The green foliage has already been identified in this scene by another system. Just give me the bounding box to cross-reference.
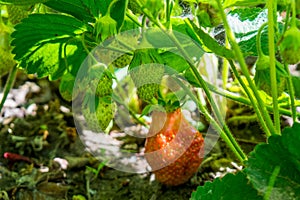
[191,172,262,200]
[2,0,299,198]
[223,0,266,8]
[292,76,300,98]
[245,123,300,199]
[186,20,234,59]
[160,51,189,73]
[44,0,100,22]
[0,0,48,5]
[227,8,270,56]
[11,14,91,79]
[109,0,128,30]
[191,123,300,199]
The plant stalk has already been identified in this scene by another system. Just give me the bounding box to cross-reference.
[283,63,297,123]
[222,38,230,89]
[228,60,271,137]
[175,77,246,162]
[267,0,281,135]
[215,0,277,136]
[204,79,299,118]
[0,64,18,112]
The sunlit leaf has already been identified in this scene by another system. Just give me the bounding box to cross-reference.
[44,0,98,22]
[186,20,234,59]
[11,14,91,79]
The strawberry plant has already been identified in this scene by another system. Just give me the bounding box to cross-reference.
[0,0,299,199]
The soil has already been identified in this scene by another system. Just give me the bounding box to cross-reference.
[0,72,265,200]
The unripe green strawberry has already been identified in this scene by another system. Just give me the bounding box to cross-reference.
[94,42,132,69]
[82,95,115,132]
[279,26,300,64]
[108,40,133,68]
[85,64,113,97]
[111,53,132,68]
[254,55,287,96]
[145,109,204,186]
[96,97,116,131]
[94,14,118,42]
[254,22,287,96]
[129,49,164,101]
[0,47,16,76]
[6,5,31,25]
[96,70,113,97]
[59,73,76,102]
[255,54,270,71]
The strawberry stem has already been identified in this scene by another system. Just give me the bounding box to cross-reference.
[203,79,299,118]
[126,11,142,27]
[256,22,268,58]
[290,0,297,28]
[165,0,173,30]
[228,60,271,137]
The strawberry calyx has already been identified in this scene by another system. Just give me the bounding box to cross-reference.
[81,92,115,132]
[94,14,118,43]
[254,22,287,96]
[93,0,121,43]
[96,70,113,97]
[279,26,300,64]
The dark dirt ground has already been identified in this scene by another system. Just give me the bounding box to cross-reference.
[0,71,266,200]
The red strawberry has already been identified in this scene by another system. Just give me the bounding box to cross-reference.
[145,108,204,186]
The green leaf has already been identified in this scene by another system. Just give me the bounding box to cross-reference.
[97,0,113,16]
[223,0,265,9]
[161,51,189,73]
[110,0,128,31]
[11,14,91,58]
[223,0,288,8]
[11,14,91,79]
[227,8,283,56]
[0,0,49,5]
[146,18,196,49]
[184,68,199,88]
[140,104,152,117]
[186,20,234,59]
[292,76,300,98]
[191,172,262,200]
[245,123,300,199]
[44,0,100,22]
[145,26,204,62]
[145,28,176,48]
